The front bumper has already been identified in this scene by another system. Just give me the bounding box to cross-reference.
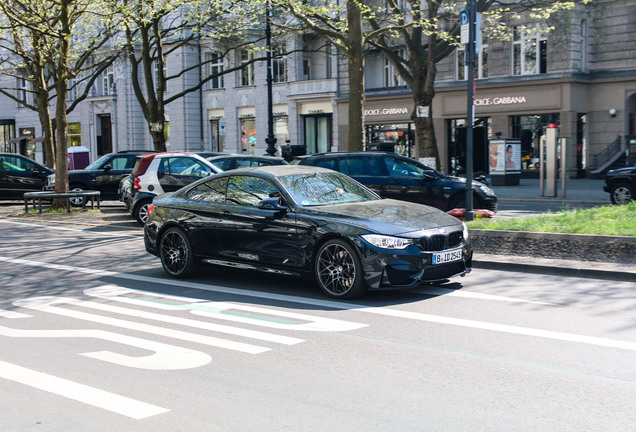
[359,242,473,290]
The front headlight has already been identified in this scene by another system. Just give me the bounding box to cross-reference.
[361,234,414,250]
[478,184,493,195]
[47,174,55,185]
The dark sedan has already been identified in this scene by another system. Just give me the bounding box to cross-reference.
[297,152,497,212]
[46,150,154,204]
[144,165,472,299]
[0,153,53,199]
[603,166,635,204]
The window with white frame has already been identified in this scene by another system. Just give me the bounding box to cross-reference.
[153,60,168,92]
[384,0,405,13]
[17,77,28,107]
[239,49,254,86]
[206,51,224,89]
[67,78,79,101]
[512,25,547,75]
[102,66,115,95]
[456,35,488,80]
[272,44,287,83]
[384,49,406,87]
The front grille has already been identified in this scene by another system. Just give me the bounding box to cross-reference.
[421,261,467,281]
[419,231,463,251]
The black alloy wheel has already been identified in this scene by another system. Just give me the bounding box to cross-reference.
[610,182,634,205]
[159,227,196,278]
[315,239,366,299]
[134,199,152,226]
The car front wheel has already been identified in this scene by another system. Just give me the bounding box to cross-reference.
[314,239,367,299]
[609,182,634,205]
[69,185,86,207]
[134,199,152,225]
[159,227,196,278]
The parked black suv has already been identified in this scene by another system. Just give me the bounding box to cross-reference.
[46,150,155,204]
[604,166,635,204]
[297,152,497,211]
[0,153,54,199]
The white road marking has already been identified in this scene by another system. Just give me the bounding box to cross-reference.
[0,360,168,419]
[417,287,559,305]
[0,325,211,370]
[14,296,270,354]
[0,309,31,318]
[85,285,367,332]
[2,255,635,352]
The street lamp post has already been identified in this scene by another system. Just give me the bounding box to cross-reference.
[264,1,277,157]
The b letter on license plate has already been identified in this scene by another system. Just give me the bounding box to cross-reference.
[432,248,462,265]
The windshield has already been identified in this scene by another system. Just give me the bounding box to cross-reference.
[83,155,111,170]
[279,172,379,206]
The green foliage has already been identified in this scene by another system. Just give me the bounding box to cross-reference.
[466,202,636,236]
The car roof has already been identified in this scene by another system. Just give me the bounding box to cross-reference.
[297,151,394,158]
[226,164,332,178]
[207,154,285,161]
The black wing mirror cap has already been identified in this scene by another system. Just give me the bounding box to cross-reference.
[258,197,288,212]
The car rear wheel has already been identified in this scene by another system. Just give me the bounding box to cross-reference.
[609,182,634,205]
[314,239,367,299]
[69,185,86,207]
[134,199,152,225]
[160,227,196,278]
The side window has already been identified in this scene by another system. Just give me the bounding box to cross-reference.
[187,176,227,202]
[167,157,212,177]
[108,156,132,170]
[212,159,232,171]
[384,157,424,177]
[309,158,336,171]
[342,157,384,176]
[226,175,280,207]
[1,156,32,173]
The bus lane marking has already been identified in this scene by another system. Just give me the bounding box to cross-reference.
[0,360,168,419]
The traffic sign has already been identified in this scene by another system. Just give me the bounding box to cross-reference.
[460,10,469,45]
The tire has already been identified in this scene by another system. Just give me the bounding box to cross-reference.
[609,182,634,205]
[159,227,197,278]
[134,199,152,226]
[314,239,367,299]
[69,185,86,207]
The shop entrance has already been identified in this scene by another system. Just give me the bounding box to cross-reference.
[96,114,112,155]
[304,115,331,154]
[511,113,560,174]
[446,118,490,175]
[365,123,414,156]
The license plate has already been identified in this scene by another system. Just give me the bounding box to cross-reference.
[432,248,462,265]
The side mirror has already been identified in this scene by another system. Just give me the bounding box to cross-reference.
[258,197,288,213]
[102,164,113,172]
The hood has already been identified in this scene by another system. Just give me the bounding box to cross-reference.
[608,166,636,175]
[306,198,463,236]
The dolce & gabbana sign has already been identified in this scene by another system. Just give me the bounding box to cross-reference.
[364,107,410,116]
[474,96,527,106]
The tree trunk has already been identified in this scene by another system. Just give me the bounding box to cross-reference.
[346,0,365,151]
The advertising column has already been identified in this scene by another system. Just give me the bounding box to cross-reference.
[489,138,521,185]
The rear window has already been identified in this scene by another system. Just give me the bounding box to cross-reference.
[307,157,336,171]
[341,156,384,176]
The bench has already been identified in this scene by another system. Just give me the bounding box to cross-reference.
[23,190,101,214]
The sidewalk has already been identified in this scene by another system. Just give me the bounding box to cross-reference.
[489,177,608,204]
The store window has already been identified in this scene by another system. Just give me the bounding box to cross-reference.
[512,25,547,75]
[511,114,559,169]
[68,123,82,147]
[457,35,488,80]
[0,122,13,153]
[240,117,256,153]
[304,116,331,154]
[274,115,289,146]
[365,123,413,156]
[206,52,224,89]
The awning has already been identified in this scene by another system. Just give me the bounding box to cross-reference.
[7,135,34,143]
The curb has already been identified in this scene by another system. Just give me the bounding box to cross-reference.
[472,259,636,282]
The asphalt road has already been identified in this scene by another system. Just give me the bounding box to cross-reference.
[1,219,635,431]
